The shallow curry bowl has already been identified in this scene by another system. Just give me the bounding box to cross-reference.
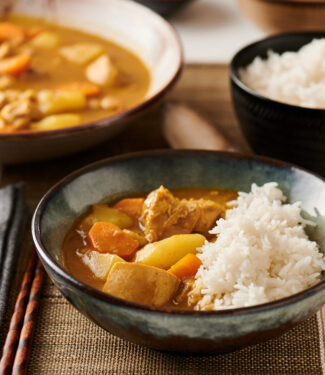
[0,0,182,164]
[230,32,325,176]
[32,150,325,353]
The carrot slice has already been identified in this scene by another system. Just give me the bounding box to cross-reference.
[113,198,145,219]
[0,55,30,76]
[0,22,25,41]
[88,222,139,259]
[168,253,202,280]
[56,82,101,97]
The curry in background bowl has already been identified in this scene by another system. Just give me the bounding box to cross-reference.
[0,0,182,163]
[0,16,150,132]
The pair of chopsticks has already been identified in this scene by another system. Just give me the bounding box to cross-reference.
[0,183,44,375]
[0,249,44,375]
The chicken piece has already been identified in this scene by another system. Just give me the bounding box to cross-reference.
[1,99,34,123]
[141,185,175,242]
[100,95,120,110]
[142,186,223,242]
[141,186,197,242]
[103,262,180,306]
[85,55,118,86]
[191,198,224,233]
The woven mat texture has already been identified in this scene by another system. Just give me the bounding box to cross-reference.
[23,277,322,375]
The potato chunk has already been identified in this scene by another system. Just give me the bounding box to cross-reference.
[60,43,104,64]
[31,31,61,48]
[37,90,86,114]
[135,233,205,269]
[85,55,118,86]
[80,204,133,231]
[81,250,125,280]
[103,262,180,306]
[31,114,81,131]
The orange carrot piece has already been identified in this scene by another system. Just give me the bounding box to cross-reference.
[113,198,145,219]
[168,253,202,280]
[56,82,101,97]
[0,55,30,76]
[88,221,139,259]
[0,22,26,41]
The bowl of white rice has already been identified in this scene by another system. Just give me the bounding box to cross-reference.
[230,32,325,175]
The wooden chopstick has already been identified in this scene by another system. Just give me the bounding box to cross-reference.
[12,257,44,375]
[0,250,36,374]
[0,248,45,375]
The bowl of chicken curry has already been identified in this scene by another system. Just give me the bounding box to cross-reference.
[0,0,182,163]
[32,150,325,353]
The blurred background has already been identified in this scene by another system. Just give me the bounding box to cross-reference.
[135,0,263,63]
[136,0,325,63]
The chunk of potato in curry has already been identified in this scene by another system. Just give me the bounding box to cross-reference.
[103,262,180,306]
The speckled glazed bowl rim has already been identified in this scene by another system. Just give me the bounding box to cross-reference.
[32,150,325,316]
[230,31,325,113]
[0,3,183,141]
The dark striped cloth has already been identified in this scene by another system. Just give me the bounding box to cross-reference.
[0,183,28,333]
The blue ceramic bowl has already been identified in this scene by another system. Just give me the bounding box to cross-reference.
[230,32,325,176]
[32,150,325,353]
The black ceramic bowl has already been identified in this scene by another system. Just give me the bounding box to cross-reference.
[32,150,325,353]
[133,0,193,16]
[230,32,325,176]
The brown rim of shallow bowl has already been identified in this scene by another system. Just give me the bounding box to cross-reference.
[32,149,325,317]
[0,21,183,140]
[230,31,325,113]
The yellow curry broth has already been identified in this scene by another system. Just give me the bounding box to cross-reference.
[0,16,150,131]
[62,188,237,301]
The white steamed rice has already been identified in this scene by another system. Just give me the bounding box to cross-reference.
[192,182,325,310]
[239,38,325,109]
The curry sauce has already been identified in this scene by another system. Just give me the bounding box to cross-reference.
[62,187,237,309]
[0,16,150,131]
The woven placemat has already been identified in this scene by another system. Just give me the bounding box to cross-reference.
[23,277,324,375]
